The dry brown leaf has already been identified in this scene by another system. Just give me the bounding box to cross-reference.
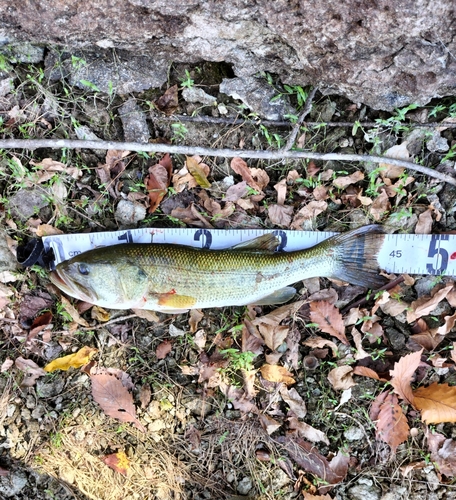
[427,431,456,477]
[260,364,295,385]
[132,308,159,322]
[268,204,294,227]
[353,365,386,381]
[90,367,145,432]
[185,156,211,188]
[302,337,338,357]
[15,357,46,387]
[452,342,456,364]
[434,311,456,336]
[219,381,258,413]
[225,181,248,202]
[280,386,307,418]
[327,366,356,390]
[44,346,98,372]
[154,84,178,114]
[1,359,13,373]
[288,416,329,445]
[389,349,423,405]
[379,297,408,317]
[372,392,409,453]
[379,143,409,179]
[309,301,348,345]
[230,157,262,192]
[242,320,265,356]
[60,295,89,327]
[257,323,289,352]
[102,451,130,476]
[155,340,173,360]
[252,300,305,328]
[189,309,204,333]
[332,170,364,189]
[274,178,287,205]
[145,153,173,213]
[35,224,64,237]
[407,284,454,323]
[139,384,152,409]
[415,208,434,234]
[91,305,110,322]
[290,201,328,229]
[351,327,370,360]
[258,413,282,435]
[413,383,456,424]
[313,185,329,201]
[303,493,333,500]
[369,189,390,221]
[409,332,445,351]
[250,168,270,191]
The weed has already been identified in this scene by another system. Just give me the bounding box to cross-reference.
[171,122,188,141]
[50,432,63,448]
[219,348,256,372]
[179,69,194,89]
[260,124,283,149]
[79,80,101,92]
[375,103,418,133]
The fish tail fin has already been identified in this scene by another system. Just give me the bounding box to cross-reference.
[327,225,387,289]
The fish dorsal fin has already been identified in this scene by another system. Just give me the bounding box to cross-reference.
[231,234,280,252]
[251,286,296,306]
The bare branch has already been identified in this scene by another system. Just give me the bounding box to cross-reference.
[0,138,454,186]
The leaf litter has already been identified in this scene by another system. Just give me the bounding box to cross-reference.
[2,71,456,499]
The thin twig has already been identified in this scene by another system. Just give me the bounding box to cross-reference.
[159,114,456,129]
[0,138,455,186]
[282,87,318,151]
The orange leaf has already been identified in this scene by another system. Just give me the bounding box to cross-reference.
[260,364,295,385]
[327,366,356,390]
[44,346,98,372]
[145,154,173,213]
[102,451,130,476]
[373,392,409,453]
[230,157,263,192]
[352,365,387,381]
[185,156,211,188]
[155,340,173,360]
[309,301,348,345]
[413,383,456,424]
[389,349,423,405]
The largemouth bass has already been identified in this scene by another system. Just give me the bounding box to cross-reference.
[49,225,386,312]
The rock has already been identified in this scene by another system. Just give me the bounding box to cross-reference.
[118,97,150,143]
[183,397,213,417]
[0,230,17,281]
[236,476,253,496]
[0,470,28,497]
[426,132,449,153]
[182,87,217,106]
[383,213,418,234]
[8,188,50,221]
[385,328,406,350]
[115,199,147,227]
[74,124,102,141]
[0,77,13,98]
[2,2,455,110]
[45,48,168,95]
[0,42,44,63]
[344,426,364,441]
[36,377,65,398]
[348,478,381,500]
[220,77,295,120]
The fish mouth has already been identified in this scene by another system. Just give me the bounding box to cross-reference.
[49,269,97,303]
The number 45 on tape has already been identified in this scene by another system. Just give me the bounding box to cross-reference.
[42,228,456,277]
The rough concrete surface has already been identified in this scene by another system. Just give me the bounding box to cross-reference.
[0,0,455,109]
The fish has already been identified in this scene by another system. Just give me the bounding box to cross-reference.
[49,225,386,313]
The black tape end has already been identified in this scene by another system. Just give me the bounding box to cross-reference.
[16,239,55,270]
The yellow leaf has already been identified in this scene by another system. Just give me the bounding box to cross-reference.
[44,346,98,372]
[413,382,456,424]
[260,364,295,385]
[185,156,211,188]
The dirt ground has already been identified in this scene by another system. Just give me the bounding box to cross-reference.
[1,47,456,500]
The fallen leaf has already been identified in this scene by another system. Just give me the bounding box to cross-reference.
[260,364,295,385]
[219,381,258,413]
[44,346,98,372]
[302,337,338,357]
[303,493,333,500]
[407,284,454,323]
[427,431,456,476]
[327,366,356,390]
[242,321,264,356]
[154,85,178,115]
[145,153,173,213]
[369,189,390,221]
[132,308,160,322]
[185,425,202,451]
[353,365,385,381]
[60,296,89,327]
[225,181,248,202]
[1,358,14,372]
[351,327,370,360]
[155,340,173,360]
[288,416,329,445]
[102,451,130,476]
[372,392,409,453]
[258,413,282,435]
[185,156,211,188]
[188,309,204,333]
[15,357,46,387]
[309,301,348,345]
[90,367,145,432]
[413,383,456,424]
[280,386,307,418]
[332,170,364,189]
[415,208,433,234]
[268,204,294,227]
[291,201,328,229]
[434,312,456,336]
[389,349,423,405]
[230,157,263,192]
[379,143,409,179]
[139,384,152,409]
[91,305,110,322]
[274,178,287,205]
[250,168,270,191]
[35,224,64,237]
[257,323,289,352]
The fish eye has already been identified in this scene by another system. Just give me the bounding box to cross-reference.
[78,263,90,275]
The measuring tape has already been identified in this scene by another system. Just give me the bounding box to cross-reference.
[41,227,456,277]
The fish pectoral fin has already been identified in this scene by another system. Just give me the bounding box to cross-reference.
[251,286,296,306]
[156,292,197,309]
[231,234,280,252]
[158,308,190,314]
